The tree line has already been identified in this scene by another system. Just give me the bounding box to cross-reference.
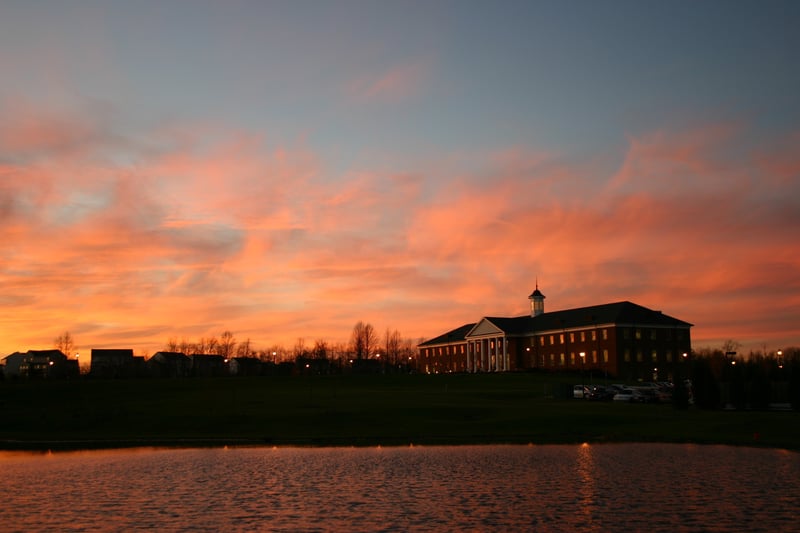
[686,342,800,410]
[160,321,420,367]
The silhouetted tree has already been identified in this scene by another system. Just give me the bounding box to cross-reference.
[313,339,328,359]
[293,337,308,359]
[237,338,253,358]
[217,331,236,360]
[350,321,377,359]
[691,357,720,409]
[748,362,771,409]
[54,331,76,356]
[384,328,402,365]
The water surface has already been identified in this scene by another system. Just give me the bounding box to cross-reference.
[1,444,798,531]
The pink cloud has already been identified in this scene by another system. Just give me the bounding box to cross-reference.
[347,60,430,102]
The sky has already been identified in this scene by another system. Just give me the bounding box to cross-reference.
[1,0,799,358]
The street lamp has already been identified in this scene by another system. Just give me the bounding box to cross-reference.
[778,350,783,369]
[579,352,586,396]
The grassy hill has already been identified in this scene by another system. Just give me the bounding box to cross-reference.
[2,372,798,450]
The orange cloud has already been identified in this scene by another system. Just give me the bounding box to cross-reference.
[1,107,798,357]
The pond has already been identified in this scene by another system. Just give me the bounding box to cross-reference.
[1,444,798,531]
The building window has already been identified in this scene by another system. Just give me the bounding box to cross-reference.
[580,331,586,342]
[624,349,630,362]
[592,350,597,364]
[540,337,545,346]
[666,350,673,362]
[559,334,565,344]
[602,329,608,340]
[592,330,597,341]
[650,329,657,340]
[550,354,555,366]
[569,332,575,343]
[570,352,575,365]
[550,335,555,345]
[635,329,642,340]
[603,350,609,363]
[559,353,565,366]
[636,350,643,362]
[651,349,658,362]
[490,341,495,349]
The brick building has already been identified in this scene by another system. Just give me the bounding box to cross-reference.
[418,287,693,381]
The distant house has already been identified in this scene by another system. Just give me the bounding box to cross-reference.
[1,350,78,379]
[2,352,25,377]
[419,286,693,381]
[90,349,136,378]
[189,354,226,377]
[148,352,192,378]
[229,356,262,376]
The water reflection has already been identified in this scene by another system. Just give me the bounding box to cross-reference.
[576,443,596,526]
[1,444,798,532]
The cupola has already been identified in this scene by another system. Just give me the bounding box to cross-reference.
[528,283,545,317]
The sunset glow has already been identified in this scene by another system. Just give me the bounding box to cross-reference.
[1,1,798,356]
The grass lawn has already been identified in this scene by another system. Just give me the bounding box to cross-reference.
[1,372,798,450]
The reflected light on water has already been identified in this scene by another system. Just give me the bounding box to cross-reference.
[576,442,597,527]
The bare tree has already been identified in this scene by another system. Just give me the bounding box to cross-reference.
[237,338,253,358]
[350,321,377,359]
[384,328,402,365]
[293,337,308,360]
[313,339,328,359]
[722,339,742,355]
[54,331,76,356]
[166,337,181,353]
[217,331,236,360]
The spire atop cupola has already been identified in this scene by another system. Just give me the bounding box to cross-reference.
[528,280,545,317]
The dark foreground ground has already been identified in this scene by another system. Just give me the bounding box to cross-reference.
[2,373,799,451]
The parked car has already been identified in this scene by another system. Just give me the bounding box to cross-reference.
[613,388,645,403]
[587,385,614,401]
[573,385,590,399]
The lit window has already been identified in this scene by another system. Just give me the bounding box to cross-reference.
[603,350,609,363]
[602,329,608,340]
[592,350,597,364]
[569,333,575,343]
[580,331,586,342]
[636,350,643,362]
[651,350,658,362]
[624,350,630,362]
[635,329,642,340]
[666,351,672,362]
[559,353,565,366]
[559,334,564,344]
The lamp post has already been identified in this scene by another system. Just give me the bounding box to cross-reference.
[579,352,586,397]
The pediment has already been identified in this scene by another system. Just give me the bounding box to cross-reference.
[466,318,504,338]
